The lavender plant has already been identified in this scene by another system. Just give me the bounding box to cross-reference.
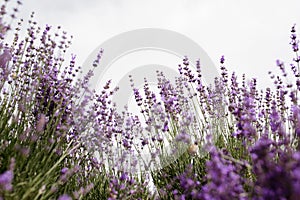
[2,0,300,199]
[0,1,108,199]
[147,24,300,199]
[0,1,155,199]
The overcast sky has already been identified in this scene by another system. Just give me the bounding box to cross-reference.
[16,0,300,89]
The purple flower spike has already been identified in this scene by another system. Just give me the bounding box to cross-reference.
[290,25,299,52]
[220,55,225,64]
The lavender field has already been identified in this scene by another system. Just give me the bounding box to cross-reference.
[1,1,300,199]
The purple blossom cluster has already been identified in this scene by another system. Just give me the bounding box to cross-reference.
[249,135,300,199]
[107,172,151,200]
[200,147,247,200]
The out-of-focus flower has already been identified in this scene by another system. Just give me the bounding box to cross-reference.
[201,147,246,200]
[249,134,300,199]
[0,48,11,78]
[0,170,13,191]
[61,167,69,175]
[36,114,47,132]
[175,131,191,144]
[58,194,72,200]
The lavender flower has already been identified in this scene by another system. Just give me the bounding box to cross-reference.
[291,105,300,138]
[200,147,247,200]
[0,170,13,191]
[220,55,225,64]
[58,194,72,200]
[249,133,300,199]
[36,113,46,132]
[0,48,11,68]
[290,24,299,52]
[176,165,202,199]
[0,48,11,80]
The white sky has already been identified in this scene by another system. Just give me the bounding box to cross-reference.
[16,0,300,89]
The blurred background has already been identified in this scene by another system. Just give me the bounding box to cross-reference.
[15,0,300,89]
